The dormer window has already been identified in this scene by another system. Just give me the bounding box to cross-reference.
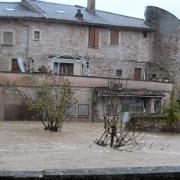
[33,30,41,41]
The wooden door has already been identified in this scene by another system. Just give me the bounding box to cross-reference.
[134,68,141,80]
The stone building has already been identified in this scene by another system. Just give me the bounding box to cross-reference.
[0,0,175,121]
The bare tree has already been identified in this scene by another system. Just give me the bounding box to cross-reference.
[95,81,144,149]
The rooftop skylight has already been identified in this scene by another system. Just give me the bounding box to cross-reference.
[6,8,15,11]
[56,10,65,14]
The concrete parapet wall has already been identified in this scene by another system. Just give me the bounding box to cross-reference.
[0,72,173,92]
[1,166,180,179]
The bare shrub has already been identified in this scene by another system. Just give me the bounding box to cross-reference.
[7,74,75,132]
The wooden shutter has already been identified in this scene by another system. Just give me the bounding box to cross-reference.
[88,27,95,47]
[94,28,99,48]
[110,30,119,45]
[134,68,141,80]
[88,27,99,48]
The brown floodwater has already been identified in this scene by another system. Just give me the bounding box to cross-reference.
[0,121,180,171]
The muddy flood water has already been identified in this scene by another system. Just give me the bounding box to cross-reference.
[0,121,180,171]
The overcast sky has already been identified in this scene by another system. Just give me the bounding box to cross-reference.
[1,0,180,19]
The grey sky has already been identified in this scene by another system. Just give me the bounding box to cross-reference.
[1,0,180,19]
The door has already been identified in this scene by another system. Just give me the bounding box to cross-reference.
[134,68,141,80]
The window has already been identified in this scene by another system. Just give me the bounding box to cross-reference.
[11,58,20,72]
[134,68,142,80]
[59,63,74,75]
[88,27,99,48]
[151,73,157,80]
[110,30,119,45]
[53,62,74,75]
[2,31,14,45]
[78,104,89,117]
[66,104,76,116]
[143,31,148,38]
[33,30,41,40]
[82,61,91,76]
[53,62,59,74]
[116,69,122,78]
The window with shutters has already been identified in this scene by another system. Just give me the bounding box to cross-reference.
[1,30,15,45]
[110,30,119,45]
[88,27,99,48]
[134,68,142,80]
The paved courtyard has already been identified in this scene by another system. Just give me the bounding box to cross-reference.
[0,121,180,171]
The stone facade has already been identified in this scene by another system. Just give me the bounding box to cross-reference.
[0,19,153,79]
[0,3,177,121]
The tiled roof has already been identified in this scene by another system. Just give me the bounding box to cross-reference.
[0,0,150,30]
[0,2,44,18]
[94,87,164,97]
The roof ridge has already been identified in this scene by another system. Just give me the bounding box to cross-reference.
[36,0,80,8]
[0,2,19,4]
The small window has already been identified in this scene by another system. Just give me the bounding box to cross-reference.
[143,31,148,38]
[82,61,91,76]
[66,104,76,116]
[33,31,41,40]
[86,61,90,69]
[11,58,20,72]
[78,104,89,117]
[88,27,99,48]
[110,30,119,45]
[2,31,14,45]
[116,69,122,78]
[151,74,157,79]
[134,68,142,80]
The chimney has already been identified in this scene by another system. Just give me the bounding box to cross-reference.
[75,9,84,20]
[87,0,96,14]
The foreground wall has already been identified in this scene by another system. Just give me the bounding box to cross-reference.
[0,72,173,121]
[1,166,180,180]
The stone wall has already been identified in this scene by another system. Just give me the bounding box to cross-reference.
[0,18,153,78]
[145,6,180,90]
